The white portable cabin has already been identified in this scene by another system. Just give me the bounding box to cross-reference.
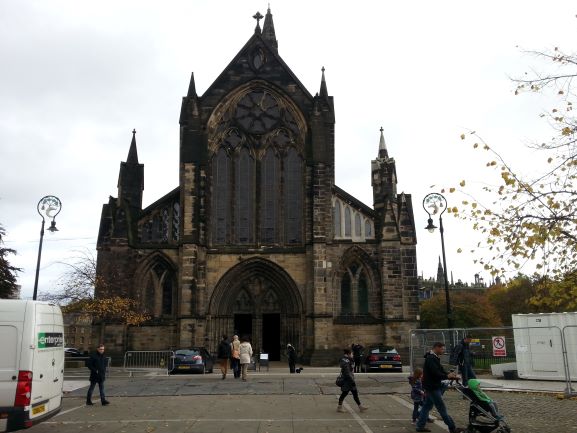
[512,312,577,381]
[0,300,64,432]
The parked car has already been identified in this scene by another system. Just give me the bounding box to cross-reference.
[170,348,214,374]
[64,348,84,357]
[362,346,402,372]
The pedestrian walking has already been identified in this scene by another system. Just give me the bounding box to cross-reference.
[336,348,368,413]
[415,342,463,433]
[230,334,241,379]
[352,343,363,373]
[239,336,253,381]
[450,334,476,386]
[287,343,297,373]
[86,343,110,406]
[217,334,231,379]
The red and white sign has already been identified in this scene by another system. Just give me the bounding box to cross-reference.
[492,336,507,357]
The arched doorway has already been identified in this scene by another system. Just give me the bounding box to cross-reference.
[208,258,303,361]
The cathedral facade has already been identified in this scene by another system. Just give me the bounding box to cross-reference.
[96,8,419,364]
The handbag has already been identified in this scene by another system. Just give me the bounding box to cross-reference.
[335,374,344,387]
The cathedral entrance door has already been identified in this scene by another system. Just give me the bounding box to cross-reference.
[234,314,252,341]
[262,313,280,361]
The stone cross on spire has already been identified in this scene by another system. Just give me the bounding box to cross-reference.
[253,11,264,33]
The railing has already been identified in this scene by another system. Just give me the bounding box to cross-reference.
[123,351,175,376]
[410,325,577,397]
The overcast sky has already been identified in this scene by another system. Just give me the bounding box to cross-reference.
[1,0,575,300]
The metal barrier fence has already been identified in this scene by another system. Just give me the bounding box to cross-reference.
[562,325,577,396]
[123,351,175,376]
[410,326,576,397]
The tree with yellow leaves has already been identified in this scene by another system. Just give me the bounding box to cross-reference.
[40,250,149,326]
[453,45,577,287]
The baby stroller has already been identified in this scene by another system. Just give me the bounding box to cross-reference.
[452,379,511,433]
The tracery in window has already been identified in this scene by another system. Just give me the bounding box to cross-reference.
[235,148,255,244]
[260,148,279,244]
[284,148,303,244]
[212,148,231,244]
[341,272,352,314]
[340,262,372,316]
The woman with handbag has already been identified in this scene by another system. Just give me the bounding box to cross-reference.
[337,348,368,413]
[239,335,253,381]
[230,335,241,379]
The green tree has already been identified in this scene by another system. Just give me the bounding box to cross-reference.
[530,271,577,312]
[453,45,577,278]
[420,292,502,329]
[486,275,539,325]
[0,224,21,299]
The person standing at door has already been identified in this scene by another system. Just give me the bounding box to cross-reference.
[230,335,241,379]
[217,334,231,379]
[287,343,297,373]
[86,343,110,406]
[239,336,253,381]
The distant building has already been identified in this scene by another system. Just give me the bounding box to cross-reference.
[418,257,490,301]
[63,313,93,353]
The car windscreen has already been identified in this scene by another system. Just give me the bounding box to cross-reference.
[369,347,397,354]
[175,349,201,356]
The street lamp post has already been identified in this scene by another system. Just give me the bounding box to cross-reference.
[33,195,62,301]
[423,192,453,328]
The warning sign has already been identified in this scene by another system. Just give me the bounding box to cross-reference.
[492,336,507,357]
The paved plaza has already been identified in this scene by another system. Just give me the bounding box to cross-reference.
[28,369,577,433]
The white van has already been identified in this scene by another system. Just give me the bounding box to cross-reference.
[0,300,64,432]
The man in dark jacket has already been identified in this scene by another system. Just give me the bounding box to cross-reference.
[86,343,109,406]
[450,335,476,386]
[415,342,463,433]
[217,335,231,379]
[352,343,363,373]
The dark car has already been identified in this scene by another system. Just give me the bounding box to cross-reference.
[170,348,214,374]
[362,346,402,372]
[64,347,84,357]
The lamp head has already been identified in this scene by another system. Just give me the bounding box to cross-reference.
[47,220,59,233]
[425,218,437,233]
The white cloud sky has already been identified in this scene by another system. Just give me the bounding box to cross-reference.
[1,0,575,299]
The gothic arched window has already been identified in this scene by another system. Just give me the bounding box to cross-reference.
[284,148,303,244]
[344,207,352,237]
[235,148,255,244]
[358,272,369,314]
[161,274,174,315]
[365,220,372,238]
[261,148,279,244]
[212,148,230,245]
[142,259,175,318]
[333,201,342,238]
[354,213,361,237]
[340,261,372,316]
[341,272,352,314]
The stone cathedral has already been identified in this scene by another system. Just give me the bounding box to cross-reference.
[96,8,419,364]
